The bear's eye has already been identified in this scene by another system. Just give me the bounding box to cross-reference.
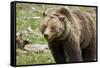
[51,26,55,30]
[43,25,47,29]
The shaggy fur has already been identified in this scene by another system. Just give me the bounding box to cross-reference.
[40,7,96,63]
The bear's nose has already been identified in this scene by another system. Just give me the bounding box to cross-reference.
[44,34,48,38]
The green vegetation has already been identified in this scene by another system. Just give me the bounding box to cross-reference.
[16,3,55,65]
[16,50,55,65]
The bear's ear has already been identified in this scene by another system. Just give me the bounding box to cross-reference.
[53,13,65,21]
[58,15,65,21]
[56,7,73,21]
[42,12,47,17]
[56,7,71,16]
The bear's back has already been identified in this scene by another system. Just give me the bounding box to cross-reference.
[72,11,95,49]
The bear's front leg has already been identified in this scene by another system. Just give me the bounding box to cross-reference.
[48,42,66,63]
[63,38,83,62]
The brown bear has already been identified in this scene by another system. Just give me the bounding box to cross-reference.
[40,7,96,63]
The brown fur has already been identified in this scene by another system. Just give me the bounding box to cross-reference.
[41,7,96,63]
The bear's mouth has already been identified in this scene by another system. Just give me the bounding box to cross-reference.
[45,35,57,42]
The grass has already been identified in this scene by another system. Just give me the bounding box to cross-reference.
[16,3,54,65]
[16,4,54,65]
[16,49,55,65]
[16,20,51,65]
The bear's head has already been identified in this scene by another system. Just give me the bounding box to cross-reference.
[40,7,72,42]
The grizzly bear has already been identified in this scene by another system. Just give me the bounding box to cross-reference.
[40,7,96,63]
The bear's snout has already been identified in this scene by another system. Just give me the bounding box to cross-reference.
[44,34,48,39]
